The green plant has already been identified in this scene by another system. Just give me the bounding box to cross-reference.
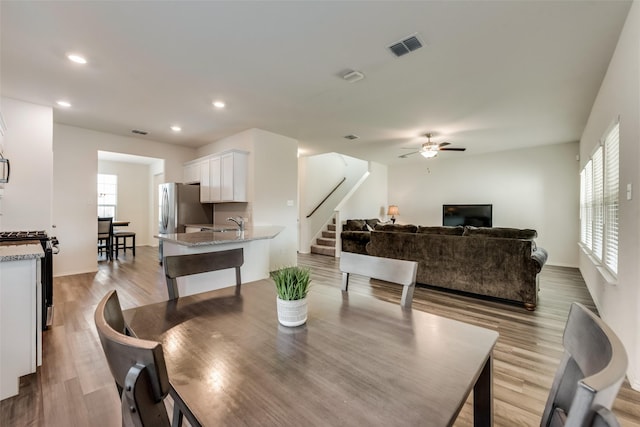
[270,266,311,301]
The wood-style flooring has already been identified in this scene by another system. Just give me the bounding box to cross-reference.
[1,246,639,426]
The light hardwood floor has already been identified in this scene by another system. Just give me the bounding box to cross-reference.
[1,246,639,426]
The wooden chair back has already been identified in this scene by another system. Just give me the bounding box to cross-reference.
[163,248,244,300]
[339,252,418,308]
[94,290,172,427]
[98,217,114,260]
[591,407,621,427]
[541,302,628,427]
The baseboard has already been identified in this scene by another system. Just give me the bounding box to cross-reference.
[544,262,579,268]
[629,371,640,392]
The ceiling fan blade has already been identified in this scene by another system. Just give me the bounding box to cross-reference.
[399,151,420,158]
[439,147,466,151]
[438,142,451,148]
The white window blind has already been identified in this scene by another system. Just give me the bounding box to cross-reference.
[584,160,593,250]
[592,147,603,261]
[603,123,619,274]
[98,174,118,218]
[579,169,587,244]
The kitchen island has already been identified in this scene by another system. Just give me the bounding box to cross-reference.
[156,226,283,297]
[0,242,44,400]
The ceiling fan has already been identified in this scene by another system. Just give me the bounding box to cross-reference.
[399,133,466,159]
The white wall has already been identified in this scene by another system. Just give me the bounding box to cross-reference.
[388,142,580,267]
[196,128,299,268]
[578,0,639,390]
[339,161,389,221]
[53,124,196,276]
[298,153,369,252]
[98,160,152,246]
[0,98,53,231]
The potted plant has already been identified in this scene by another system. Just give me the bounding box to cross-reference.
[270,266,311,327]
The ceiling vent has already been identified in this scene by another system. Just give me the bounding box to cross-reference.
[342,70,365,83]
[131,129,148,135]
[344,134,359,140]
[389,35,423,57]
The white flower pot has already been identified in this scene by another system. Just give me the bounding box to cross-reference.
[276,296,308,327]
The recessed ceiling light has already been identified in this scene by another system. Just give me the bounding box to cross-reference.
[56,100,71,108]
[67,54,87,64]
[170,125,182,132]
[212,101,225,109]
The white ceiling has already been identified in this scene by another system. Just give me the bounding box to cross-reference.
[0,1,632,165]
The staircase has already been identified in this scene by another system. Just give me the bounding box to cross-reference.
[310,218,336,257]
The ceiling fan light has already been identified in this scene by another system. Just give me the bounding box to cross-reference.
[420,149,438,158]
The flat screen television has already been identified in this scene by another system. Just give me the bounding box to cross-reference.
[443,204,492,227]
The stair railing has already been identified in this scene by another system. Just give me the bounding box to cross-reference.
[306,177,346,218]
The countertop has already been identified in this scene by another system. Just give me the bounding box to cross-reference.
[156,226,284,247]
[0,241,45,261]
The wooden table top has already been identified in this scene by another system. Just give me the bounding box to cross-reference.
[125,280,498,426]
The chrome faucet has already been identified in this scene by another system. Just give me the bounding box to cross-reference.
[227,216,245,231]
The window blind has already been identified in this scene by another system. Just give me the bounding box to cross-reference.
[604,123,619,274]
[579,169,587,244]
[592,147,603,260]
[584,160,593,250]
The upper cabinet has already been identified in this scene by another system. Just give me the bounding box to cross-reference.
[185,150,248,203]
[220,151,248,202]
[183,159,202,184]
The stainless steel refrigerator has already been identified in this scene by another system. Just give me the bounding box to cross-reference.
[158,183,213,262]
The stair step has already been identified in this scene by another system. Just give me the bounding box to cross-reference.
[322,231,336,238]
[317,237,335,247]
[327,224,336,231]
[311,245,335,257]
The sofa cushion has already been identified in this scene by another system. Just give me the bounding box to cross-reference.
[417,226,465,236]
[374,223,418,233]
[344,219,367,231]
[462,226,537,240]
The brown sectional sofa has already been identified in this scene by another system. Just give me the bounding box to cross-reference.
[341,223,548,310]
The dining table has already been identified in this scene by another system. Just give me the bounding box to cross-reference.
[124,279,499,427]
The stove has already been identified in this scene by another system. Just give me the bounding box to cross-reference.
[0,230,49,240]
[0,230,59,330]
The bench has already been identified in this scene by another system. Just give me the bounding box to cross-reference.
[339,252,418,308]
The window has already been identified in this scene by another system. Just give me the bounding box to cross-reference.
[579,121,619,276]
[98,174,117,218]
[603,123,619,274]
[592,147,603,260]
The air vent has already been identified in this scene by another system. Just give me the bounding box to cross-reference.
[344,134,359,140]
[131,129,148,135]
[389,35,423,57]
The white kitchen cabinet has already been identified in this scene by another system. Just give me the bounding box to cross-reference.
[220,151,248,202]
[199,158,211,202]
[183,160,202,184]
[208,156,222,202]
[186,149,248,203]
[0,246,43,400]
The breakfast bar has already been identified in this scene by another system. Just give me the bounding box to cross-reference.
[156,226,283,297]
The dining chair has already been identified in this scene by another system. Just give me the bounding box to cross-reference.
[163,248,244,300]
[591,407,621,427]
[540,302,628,427]
[94,290,183,427]
[339,251,418,308]
[98,217,114,261]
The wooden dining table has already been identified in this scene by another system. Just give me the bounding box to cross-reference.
[124,280,499,426]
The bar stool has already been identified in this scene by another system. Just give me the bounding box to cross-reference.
[113,231,136,259]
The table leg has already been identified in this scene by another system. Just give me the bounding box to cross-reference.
[473,354,493,427]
